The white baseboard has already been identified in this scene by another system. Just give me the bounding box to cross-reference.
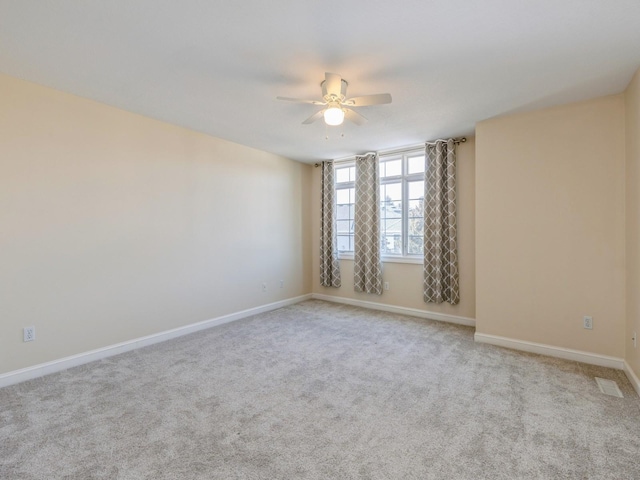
[311,293,476,327]
[474,332,625,370]
[0,294,312,389]
[624,361,640,397]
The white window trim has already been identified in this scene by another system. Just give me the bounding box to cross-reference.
[381,255,422,264]
[379,150,425,258]
[338,251,422,264]
[338,252,354,260]
[334,162,356,254]
[333,145,426,262]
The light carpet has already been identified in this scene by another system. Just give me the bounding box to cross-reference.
[1,300,640,479]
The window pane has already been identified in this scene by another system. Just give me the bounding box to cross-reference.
[408,180,424,200]
[408,155,425,174]
[381,206,401,220]
[408,199,423,217]
[336,220,352,234]
[336,167,350,184]
[381,201,397,215]
[336,203,350,220]
[408,236,423,255]
[382,235,402,254]
[348,167,355,182]
[408,217,423,236]
[336,188,351,204]
[381,159,401,178]
[337,235,352,252]
[382,182,401,201]
[380,239,391,255]
[383,217,402,234]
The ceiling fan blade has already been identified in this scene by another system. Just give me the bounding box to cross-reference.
[302,110,325,125]
[276,96,326,105]
[344,93,392,107]
[344,108,367,126]
[323,72,342,97]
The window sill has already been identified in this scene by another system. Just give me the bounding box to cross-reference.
[338,253,422,265]
[382,255,422,265]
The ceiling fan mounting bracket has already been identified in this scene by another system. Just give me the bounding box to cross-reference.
[320,78,348,88]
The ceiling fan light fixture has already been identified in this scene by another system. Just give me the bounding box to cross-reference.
[324,105,344,126]
[276,72,391,127]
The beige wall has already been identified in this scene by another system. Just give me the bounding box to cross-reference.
[476,95,626,357]
[4,66,637,378]
[311,139,476,320]
[626,68,640,374]
[0,74,312,374]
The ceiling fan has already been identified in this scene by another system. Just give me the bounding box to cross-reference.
[277,72,392,126]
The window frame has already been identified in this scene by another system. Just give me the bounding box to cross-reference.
[379,150,425,261]
[334,163,356,255]
[334,146,425,264]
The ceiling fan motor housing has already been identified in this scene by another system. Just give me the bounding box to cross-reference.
[321,78,348,102]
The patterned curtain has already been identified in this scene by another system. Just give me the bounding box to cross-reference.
[424,140,459,304]
[319,161,341,288]
[354,153,383,295]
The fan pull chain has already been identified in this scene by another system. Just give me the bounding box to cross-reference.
[324,124,346,140]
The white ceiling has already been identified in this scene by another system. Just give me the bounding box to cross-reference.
[1,1,640,163]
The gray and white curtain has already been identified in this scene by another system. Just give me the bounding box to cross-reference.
[354,153,383,295]
[424,140,459,304]
[320,161,341,288]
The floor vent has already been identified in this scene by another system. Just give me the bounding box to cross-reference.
[595,377,624,398]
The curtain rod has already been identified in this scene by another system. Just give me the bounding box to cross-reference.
[425,137,467,146]
[313,137,467,167]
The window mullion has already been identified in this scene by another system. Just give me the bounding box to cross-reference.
[402,154,408,257]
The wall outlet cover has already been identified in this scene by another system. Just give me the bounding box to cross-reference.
[23,326,35,342]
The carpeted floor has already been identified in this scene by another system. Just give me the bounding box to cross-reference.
[1,300,639,479]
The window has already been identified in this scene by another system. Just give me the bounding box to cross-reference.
[334,148,425,261]
[335,164,355,252]
[380,151,425,258]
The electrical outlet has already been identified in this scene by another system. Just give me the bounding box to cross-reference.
[384,281,390,291]
[261,283,267,292]
[23,326,35,342]
[280,280,284,289]
[583,316,593,330]
[633,331,637,348]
